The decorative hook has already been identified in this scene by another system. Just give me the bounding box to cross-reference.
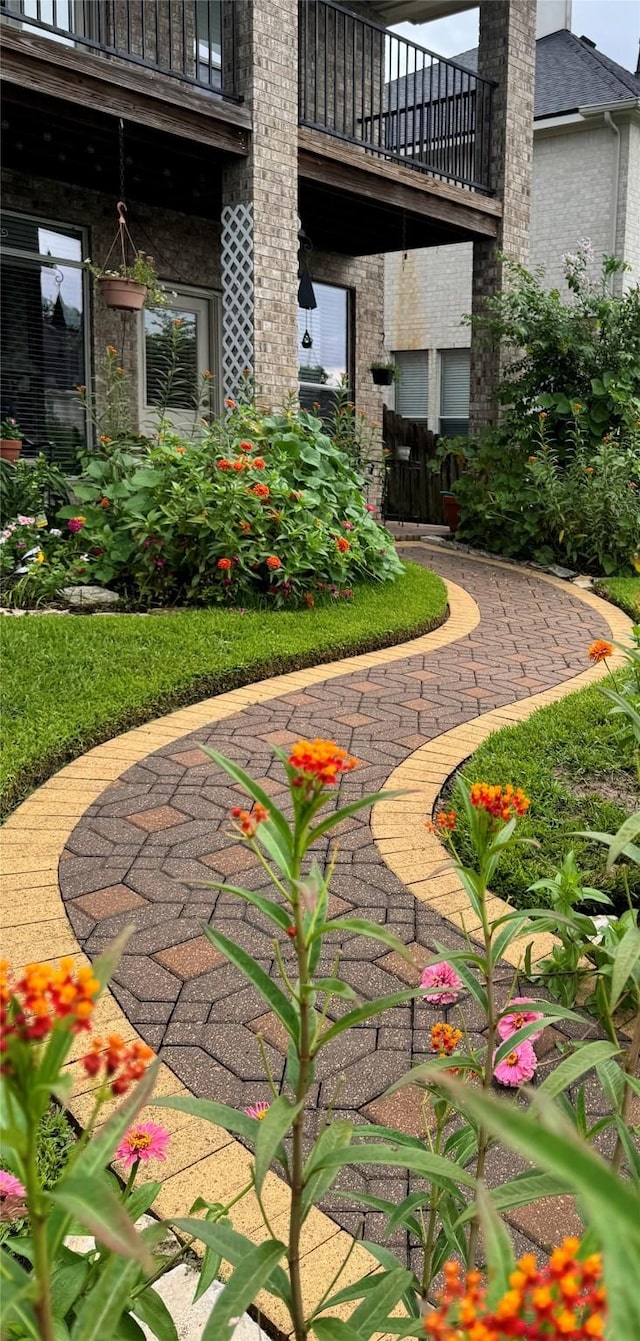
[116,200,127,225]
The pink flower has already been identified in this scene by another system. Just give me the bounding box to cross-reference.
[365,503,375,513]
[0,1170,27,1222]
[497,997,544,1043]
[245,1101,270,1121]
[17,515,35,526]
[67,516,85,534]
[341,520,354,531]
[493,1040,538,1087]
[115,1122,170,1168]
[420,961,462,1006]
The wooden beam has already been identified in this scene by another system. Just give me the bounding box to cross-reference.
[298,128,501,239]
[0,26,250,157]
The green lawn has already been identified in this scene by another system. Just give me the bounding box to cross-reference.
[452,679,639,914]
[0,562,446,816]
[594,577,640,620]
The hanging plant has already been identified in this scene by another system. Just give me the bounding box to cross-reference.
[88,202,167,312]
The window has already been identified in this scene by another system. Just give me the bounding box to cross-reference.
[0,211,89,467]
[394,350,428,420]
[298,282,350,417]
[196,1,222,86]
[440,348,470,437]
[139,289,219,435]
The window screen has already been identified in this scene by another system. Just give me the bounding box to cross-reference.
[0,213,88,469]
[298,281,349,418]
[440,348,470,436]
[394,350,428,420]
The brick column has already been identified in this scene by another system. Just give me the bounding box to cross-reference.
[221,0,299,407]
[469,0,536,433]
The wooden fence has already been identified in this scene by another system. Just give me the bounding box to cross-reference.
[381,406,461,525]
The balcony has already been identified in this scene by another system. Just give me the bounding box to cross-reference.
[299,0,494,195]
[0,0,238,99]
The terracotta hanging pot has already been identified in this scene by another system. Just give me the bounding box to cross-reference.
[0,438,22,462]
[99,277,147,312]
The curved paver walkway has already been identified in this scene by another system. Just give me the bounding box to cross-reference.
[2,546,632,1314]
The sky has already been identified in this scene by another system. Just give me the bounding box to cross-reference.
[392,0,640,70]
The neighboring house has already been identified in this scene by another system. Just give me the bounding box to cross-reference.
[385,4,640,437]
[0,0,537,491]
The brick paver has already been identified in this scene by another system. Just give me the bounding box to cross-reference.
[59,548,615,1260]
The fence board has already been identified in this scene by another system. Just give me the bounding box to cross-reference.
[382,406,461,524]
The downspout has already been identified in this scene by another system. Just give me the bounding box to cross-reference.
[603,110,621,290]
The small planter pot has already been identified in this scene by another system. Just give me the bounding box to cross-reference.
[371,367,395,387]
[441,491,461,532]
[395,444,411,462]
[99,277,147,311]
[0,438,22,462]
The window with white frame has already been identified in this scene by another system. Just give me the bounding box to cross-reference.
[440,347,470,436]
[0,210,89,467]
[139,288,219,435]
[393,350,428,420]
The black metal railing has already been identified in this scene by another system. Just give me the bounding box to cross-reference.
[299,0,493,193]
[0,0,238,100]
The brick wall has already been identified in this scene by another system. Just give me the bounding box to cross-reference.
[530,125,615,288]
[615,118,640,294]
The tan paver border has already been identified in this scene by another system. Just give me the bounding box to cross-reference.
[1,577,478,1340]
[373,545,634,969]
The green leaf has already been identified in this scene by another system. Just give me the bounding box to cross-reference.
[0,1246,39,1339]
[130,1287,179,1341]
[537,1042,620,1100]
[153,1094,260,1143]
[200,882,293,932]
[310,918,412,958]
[200,1241,285,1341]
[483,1172,572,1216]
[302,1119,355,1217]
[71,1256,141,1341]
[202,926,299,1043]
[607,813,640,869]
[309,1142,475,1189]
[51,1261,90,1320]
[51,1176,153,1271]
[312,989,422,1053]
[124,1180,163,1224]
[349,1266,413,1330]
[610,924,640,1011]
[254,1095,300,1194]
[170,1219,291,1306]
[476,1184,515,1307]
[314,977,357,1000]
[313,1322,367,1341]
[308,790,407,844]
[198,748,292,853]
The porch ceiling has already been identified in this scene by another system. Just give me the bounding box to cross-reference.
[298,129,500,255]
[1,87,227,220]
[354,1,477,26]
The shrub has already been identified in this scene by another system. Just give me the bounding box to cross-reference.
[51,402,399,608]
[451,244,640,572]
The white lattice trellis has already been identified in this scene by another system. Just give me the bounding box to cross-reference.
[220,202,254,399]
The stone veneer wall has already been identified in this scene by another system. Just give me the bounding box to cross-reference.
[1,168,221,427]
[469,0,537,433]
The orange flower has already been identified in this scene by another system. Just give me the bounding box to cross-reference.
[290,490,303,501]
[217,458,232,471]
[588,639,613,664]
[426,810,456,834]
[106,345,118,356]
[217,557,232,571]
[240,520,251,534]
[1,957,100,1051]
[424,1238,606,1340]
[252,483,270,499]
[81,1035,155,1096]
[230,802,269,838]
[99,497,110,508]
[266,555,282,570]
[469,783,530,821]
[288,739,358,788]
[231,459,246,471]
[239,440,254,452]
[175,446,185,455]
[224,397,236,409]
[203,370,211,379]
[172,317,183,328]
[99,435,112,445]
[304,593,315,608]
[336,537,350,553]
[252,457,266,469]
[430,1022,462,1057]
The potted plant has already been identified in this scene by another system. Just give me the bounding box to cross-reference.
[371,361,398,387]
[441,489,461,532]
[0,416,23,461]
[90,251,167,312]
